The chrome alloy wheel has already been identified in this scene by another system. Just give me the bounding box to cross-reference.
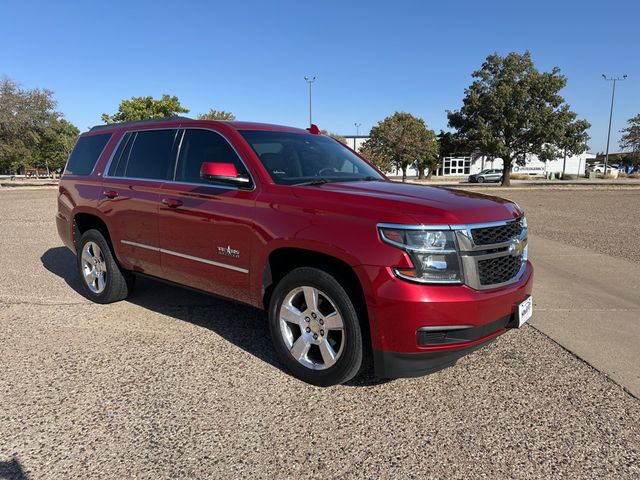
[81,241,107,294]
[278,286,345,370]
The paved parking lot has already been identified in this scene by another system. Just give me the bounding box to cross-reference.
[1,187,639,479]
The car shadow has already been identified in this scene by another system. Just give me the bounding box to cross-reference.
[41,247,388,387]
[0,457,28,480]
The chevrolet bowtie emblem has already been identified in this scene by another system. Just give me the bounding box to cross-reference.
[509,239,525,257]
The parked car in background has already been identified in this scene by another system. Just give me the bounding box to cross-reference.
[587,163,619,174]
[56,118,533,386]
[468,169,504,183]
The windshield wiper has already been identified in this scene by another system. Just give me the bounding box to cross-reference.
[293,177,330,186]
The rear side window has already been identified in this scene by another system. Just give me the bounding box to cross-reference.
[107,129,177,180]
[125,129,177,180]
[174,129,246,184]
[64,134,111,175]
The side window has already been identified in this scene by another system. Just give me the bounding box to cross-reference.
[107,132,133,177]
[123,129,177,180]
[174,129,245,184]
[64,133,111,175]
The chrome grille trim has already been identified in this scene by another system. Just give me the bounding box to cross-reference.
[454,217,528,290]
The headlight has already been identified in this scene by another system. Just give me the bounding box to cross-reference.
[378,226,463,284]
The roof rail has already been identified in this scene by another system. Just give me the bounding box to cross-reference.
[89,116,192,131]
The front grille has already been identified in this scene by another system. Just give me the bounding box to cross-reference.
[478,255,523,285]
[471,220,523,245]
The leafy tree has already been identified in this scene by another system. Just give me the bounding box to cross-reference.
[448,51,589,186]
[320,129,347,145]
[197,109,236,121]
[415,128,439,179]
[359,140,391,173]
[101,94,189,123]
[361,112,438,182]
[36,118,80,174]
[556,108,590,178]
[437,130,463,158]
[619,114,640,166]
[0,77,74,174]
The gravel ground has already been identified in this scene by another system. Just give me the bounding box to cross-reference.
[1,188,639,479]
[456,187,640,264]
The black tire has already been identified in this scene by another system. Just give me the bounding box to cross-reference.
[477,176,485,183]
[76,229,134,304]
[268,267,364,386]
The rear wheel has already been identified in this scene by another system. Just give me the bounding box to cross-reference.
[77,229,134,303]
[477,176,485,183]
[268,267,363,386]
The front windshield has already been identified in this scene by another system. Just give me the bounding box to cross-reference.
[239,130,385,185]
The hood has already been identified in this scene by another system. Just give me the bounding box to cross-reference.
[292,181,522,225]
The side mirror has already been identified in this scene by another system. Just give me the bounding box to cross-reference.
[200,162,251,188]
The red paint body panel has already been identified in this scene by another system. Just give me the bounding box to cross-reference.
[57,119,534,375]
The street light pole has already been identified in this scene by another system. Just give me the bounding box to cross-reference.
[353,122,361,150]
[602,74,627,177]
[304,75,316,127]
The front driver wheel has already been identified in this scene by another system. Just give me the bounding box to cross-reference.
[477,176,485,183]
[268,267,363,386]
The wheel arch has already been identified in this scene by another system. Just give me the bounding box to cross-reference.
[261,247,370,342]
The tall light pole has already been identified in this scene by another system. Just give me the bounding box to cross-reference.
[304,75,316,127]
[602,74,627,176]
[353,122,361,150]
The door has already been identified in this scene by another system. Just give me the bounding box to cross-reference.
[99,129,179,276]
[158,128,257,304]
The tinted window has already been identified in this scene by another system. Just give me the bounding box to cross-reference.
[107,132,133,177]
[239,130,384,185]
[174,129,245,184]
[64,134,111,175]
[124,129,177,180]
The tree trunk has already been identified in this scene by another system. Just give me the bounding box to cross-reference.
[501,157,512,187]
[418,166,425,179]
[426,169,433,179]
[401,165,407,183]
[562,149,567,179]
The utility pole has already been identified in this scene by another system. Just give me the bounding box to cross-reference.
[353,122,361,150]
[602,74,627,177]
[304,75,316,127]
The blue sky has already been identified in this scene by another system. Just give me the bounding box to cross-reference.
[1,0,638,152]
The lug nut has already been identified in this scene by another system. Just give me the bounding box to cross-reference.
[313,334,318,339]
[319,319,324,325]
[311,312,317,319]
[306,327,311,333]
[320,330,324,336]
[305,317,310,322]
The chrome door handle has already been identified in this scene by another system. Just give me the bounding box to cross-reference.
[161,198,183,208]
[103,190,119,199]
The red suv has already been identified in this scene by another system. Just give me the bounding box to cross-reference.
[56,118,533,386]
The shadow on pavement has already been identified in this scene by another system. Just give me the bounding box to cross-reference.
[0,457,28,480]
[41,247,387,387]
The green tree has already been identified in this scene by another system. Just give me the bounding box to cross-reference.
[415,128,439,179]
[437,130,463,158]
[101,94,189,123]
[320,129,347,145]
[448,51,589,186]
[619,114,640,166]
[0,77,67,174]
[556,108,590,178]
[36,118,80,174]
[361,112,437,182]
[197,109,236,121]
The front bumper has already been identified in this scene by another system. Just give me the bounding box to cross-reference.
[355,261,533,378]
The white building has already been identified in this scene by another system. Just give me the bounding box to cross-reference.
[341,134,594,178]
[438,152,596,177]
